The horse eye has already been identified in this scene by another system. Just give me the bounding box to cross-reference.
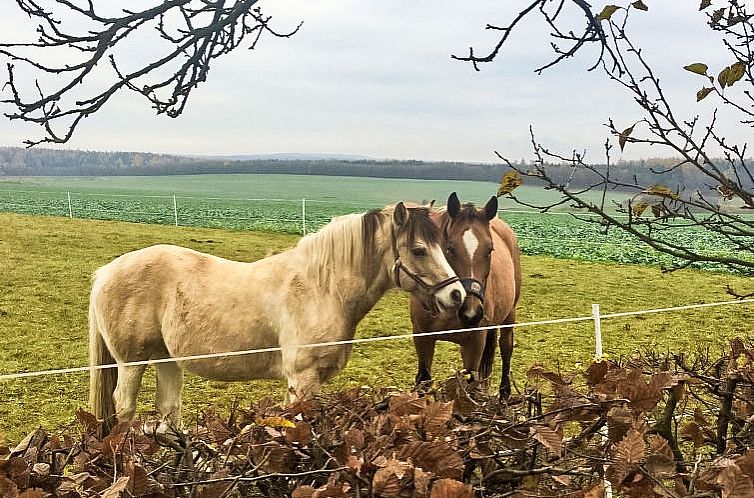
[412,247,428,257]
[486,247,494,257]
[445,246,454,255]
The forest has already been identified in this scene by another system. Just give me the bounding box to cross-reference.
[0,146,741,195]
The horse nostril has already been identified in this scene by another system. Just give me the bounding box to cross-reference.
[450,289,462,305]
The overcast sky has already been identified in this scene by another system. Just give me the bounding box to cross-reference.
[0,1,747,163]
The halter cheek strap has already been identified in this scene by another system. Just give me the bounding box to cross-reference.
[390,226,460,295]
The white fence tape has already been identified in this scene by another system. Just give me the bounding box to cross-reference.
[1,298,752,382]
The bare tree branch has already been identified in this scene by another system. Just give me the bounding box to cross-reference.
[0,1,300,147]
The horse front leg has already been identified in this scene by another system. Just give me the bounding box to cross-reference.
[499,326,514,400]
[460,332,487,383]
[413,335,437,386]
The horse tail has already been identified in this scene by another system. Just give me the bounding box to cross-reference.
[478,328,498,380]
[88,273,117,425]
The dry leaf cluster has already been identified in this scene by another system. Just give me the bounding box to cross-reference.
[1,338,753,497]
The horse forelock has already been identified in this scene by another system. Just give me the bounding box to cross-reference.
[404,206,440,246]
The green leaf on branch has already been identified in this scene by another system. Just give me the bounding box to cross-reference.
[632,0,648,11]
[619,125,635,151]
[711,7,725,23]
[696,87,714,101]
[718,66,731,87]
[597,5,620,20]
[683,63,708,75]
[727,61,746,85]
[497,170,523,197]
[699,0,712,10]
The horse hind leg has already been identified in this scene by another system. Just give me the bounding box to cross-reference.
[155,361,184,428]
[113,364,147,422]
[499,322,515,401]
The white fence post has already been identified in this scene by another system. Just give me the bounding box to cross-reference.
[302,197,307,236]
[67,191,73,218]
[593,302,613,498]
[592,303,603,361]
[173,195,178,226]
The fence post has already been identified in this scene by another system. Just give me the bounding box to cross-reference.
[302,197,307,236]
[173,195,178,227]
[67,191,73,218]
[592,303,603,361]
[593,302,612,497]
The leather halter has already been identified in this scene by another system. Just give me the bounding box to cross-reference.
[460,277,485,303]
[390,226,460,299]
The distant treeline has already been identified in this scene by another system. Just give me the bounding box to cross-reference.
[0,147,739,192]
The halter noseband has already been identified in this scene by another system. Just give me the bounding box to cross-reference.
[460,277,485,303]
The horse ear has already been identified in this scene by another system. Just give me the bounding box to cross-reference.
[447,192,460,218]
[394,202,408,228]
[427,199,436,209]
[483,196,498,221]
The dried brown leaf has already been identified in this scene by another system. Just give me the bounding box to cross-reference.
[586,361,609,386]
[716,465,754,498]
[423,401,454,436]
[0,476,18,498]
[645,435,675,476]
[18,490,46,498]
[584,482,606,498]
[372,461,407,497]
[530,425,562,457]
[285,421,312,446]
[388,394,427,416]
[399,442,464,480]
[429,478,474,498]
[126,462,150,496]
[608,428,646,485]
[414,467,431,498]
[619,125,635,151]
[291,485,316,498]
[100,476,130,498]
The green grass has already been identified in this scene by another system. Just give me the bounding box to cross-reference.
[0,174,748,271]
[1,212,752,444]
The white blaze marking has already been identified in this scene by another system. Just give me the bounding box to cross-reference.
[462,230,479,277]
[430,245,465,305]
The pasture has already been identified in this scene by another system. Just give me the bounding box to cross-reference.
[0,174,746,271]
[1,211,751,443]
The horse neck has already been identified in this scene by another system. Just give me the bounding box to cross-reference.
[297,213,394,324]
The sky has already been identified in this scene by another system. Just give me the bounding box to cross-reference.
[0,1,747,163]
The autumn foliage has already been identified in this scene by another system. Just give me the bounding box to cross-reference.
[2,338,754,497]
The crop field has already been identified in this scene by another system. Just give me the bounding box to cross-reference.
[0,174,747,271]
[1,209,752,444]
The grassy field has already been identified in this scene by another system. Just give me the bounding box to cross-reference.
[1,212,751,443]
[0,174,746,271]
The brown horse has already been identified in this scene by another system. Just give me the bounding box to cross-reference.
[89,203,466,426]
[410,192,522,399]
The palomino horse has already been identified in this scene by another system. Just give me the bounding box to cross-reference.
[410,193,522,399]
[89,203,466,426]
